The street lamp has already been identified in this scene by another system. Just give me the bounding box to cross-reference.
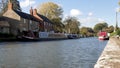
[115,7,120,31]
[114,0,120,31]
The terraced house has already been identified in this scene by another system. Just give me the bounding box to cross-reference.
[0,0,53,38]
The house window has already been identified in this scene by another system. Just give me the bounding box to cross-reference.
[23,28,26,31]
[44,22,46,26]
[0,27,9,33]
[0,27,3,33]
[30,20,32,24]
[24,19,26,23]
[29,20,32,30]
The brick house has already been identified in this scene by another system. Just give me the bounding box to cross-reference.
[29,8,54,32]
[1,1,54,38]
[0,17,10,34]
[2,1,40,37]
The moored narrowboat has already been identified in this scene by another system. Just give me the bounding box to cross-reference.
[98,31,109,40]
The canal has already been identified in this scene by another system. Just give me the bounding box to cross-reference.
[0,37,108,68]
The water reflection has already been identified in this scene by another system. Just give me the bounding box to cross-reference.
[0,37,108,68]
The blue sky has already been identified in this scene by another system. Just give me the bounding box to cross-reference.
[18,0,120,28]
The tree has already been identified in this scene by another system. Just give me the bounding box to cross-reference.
[63,16,80,34]
[94,22,108,33]
[0,0,8,15]
[108,25,114,33]
[37,2,63,32]
[37,2,63,19]
[80,27,88,36]
[10,0,21,11]
[51,18,64,32]
[80,27,94,37]
[100,25,114,33]
[0,0,21,15]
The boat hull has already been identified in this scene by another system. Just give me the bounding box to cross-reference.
[98,36,109,40]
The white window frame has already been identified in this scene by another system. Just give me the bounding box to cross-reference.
[30,20,32,24]
[24,19,26,23]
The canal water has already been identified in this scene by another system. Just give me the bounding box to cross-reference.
[0,37,108,68]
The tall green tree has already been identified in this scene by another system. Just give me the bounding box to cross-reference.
[93,22,108,33]
[51,18,64,32]
[100,25,114,33]
[0,0,21,15]
[0,0,8,15]
[63,16,80,34]
[107,25,114,33]
[37,2,63,32]
[80,27,94,37]
[10,0,21,11]
[37,2,63,20]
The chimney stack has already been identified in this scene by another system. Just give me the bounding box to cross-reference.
[8,0,13,10]
[31,8,43,21]
[30,7,33,15]
[33,9,37,15]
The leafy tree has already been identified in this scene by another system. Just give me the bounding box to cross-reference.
[94,22,108,33]
[63,16,80,34]
[10,0,21,11]
[111,29,120,36]
[100,25,114,33]
[80,27,88,36]
[0,0,21,15]
[80,27,94,37]
[37,2,63,19]
[37,2,63,32]
[107,25,114,33]
[0,0,8,15]
[51,18,64,32]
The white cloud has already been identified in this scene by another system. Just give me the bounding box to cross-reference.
[79,17,105,27]
[88,12,93,16]
[80,17,97,23]
[63,10,106,27]
[70,9,82,17]
[20,0,36,8]
[98,18,105,22]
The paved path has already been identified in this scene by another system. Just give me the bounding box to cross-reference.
[94,37,120,68]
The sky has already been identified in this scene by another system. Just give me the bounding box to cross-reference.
[18,0,120,28]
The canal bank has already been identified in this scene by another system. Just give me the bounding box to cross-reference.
[94,37,120,68]
[0,33,80,42]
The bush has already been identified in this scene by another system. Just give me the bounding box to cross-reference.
[116,29,120,35]
[110,29,120,36]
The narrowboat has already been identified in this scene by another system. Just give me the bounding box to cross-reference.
[98,31,109,40]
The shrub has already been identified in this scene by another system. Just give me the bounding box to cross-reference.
[110,29,120,36]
